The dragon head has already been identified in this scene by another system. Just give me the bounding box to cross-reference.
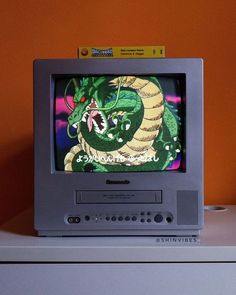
[66,77,108,138]
[65,76,143,152]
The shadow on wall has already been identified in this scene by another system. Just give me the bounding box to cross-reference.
[0,136,33,224]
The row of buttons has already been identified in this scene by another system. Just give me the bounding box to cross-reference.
[105,216,154,223]
[104,214,171,223]
[106,216,136,222]
[67,214,172,224]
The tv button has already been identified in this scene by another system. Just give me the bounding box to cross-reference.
[154,214,163,223]
[74,217,80,223]
[67,217,74,224]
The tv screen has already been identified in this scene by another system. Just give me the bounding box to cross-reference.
[54,75,185,173]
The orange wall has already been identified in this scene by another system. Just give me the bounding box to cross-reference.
[0,0,236,224]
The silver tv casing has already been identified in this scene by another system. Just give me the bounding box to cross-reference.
[34,58,204,236]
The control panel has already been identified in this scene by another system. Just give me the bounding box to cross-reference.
[66,211,173,225]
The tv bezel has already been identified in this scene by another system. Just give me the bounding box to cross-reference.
[34,58,203,235]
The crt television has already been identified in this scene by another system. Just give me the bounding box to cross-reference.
[34,58,204,236]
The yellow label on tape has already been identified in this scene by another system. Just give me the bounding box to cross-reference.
[78,46,165,59]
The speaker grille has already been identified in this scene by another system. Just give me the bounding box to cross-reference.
[177,191,198,225]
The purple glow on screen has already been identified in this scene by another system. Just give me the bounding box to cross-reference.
[167,158,181,170]
[55,96,74,115]
[165,95,181,104]
[55,96,73,133]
